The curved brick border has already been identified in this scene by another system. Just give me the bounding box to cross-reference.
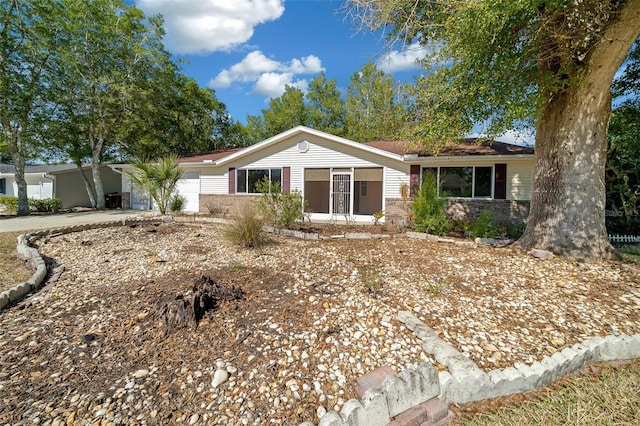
[0,215,170,311]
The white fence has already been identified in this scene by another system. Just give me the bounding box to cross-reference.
[609,234,640,244]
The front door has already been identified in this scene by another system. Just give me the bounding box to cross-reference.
[331,173,351,215]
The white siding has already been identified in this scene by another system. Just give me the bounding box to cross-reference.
[2,176,16,196]
[200,168,228,194]
[385,167,410,198]
[175,171,200,212]
[507,161,534,200]
[200,134,408,196]
[25,176,53,200]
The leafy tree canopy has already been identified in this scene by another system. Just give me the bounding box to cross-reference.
[345,0,640,259]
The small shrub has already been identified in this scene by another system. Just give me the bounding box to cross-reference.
[400,182,410,201]
[372,210,385,225]
[169,195,185,213]
[29,198,62,213]
[421,272,447,298]
[466,209,497,238]
[411,172,451,235]
[359,265,383,294]
[224,204,266,248]
[505,222,526,239]
[256,177,304,229]
[0,196,18,212]
[205,202,228,216]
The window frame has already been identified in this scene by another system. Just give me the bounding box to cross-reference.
[235,168,283,194]
[421,165,495,199]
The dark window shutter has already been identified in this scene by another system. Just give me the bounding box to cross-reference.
[228,168,236,194]
[494,164,507,199]
[282,167,290,194]
[410,165,420,196]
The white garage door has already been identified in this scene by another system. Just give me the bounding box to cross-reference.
[175,171,200,212]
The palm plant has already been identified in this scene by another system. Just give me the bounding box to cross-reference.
[129,155,184,215]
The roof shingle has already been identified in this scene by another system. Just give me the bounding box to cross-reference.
[364,138,534,157]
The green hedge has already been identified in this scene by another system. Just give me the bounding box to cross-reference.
[0,196,62,213]
[0,196,18,212]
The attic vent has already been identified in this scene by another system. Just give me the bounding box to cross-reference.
[297,140,310,153]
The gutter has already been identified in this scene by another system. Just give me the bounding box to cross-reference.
[403,154,535,163]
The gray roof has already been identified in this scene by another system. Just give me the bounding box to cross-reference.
[0,163,94,175]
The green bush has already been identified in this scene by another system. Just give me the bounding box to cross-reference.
[504,222,526,239]
[29,198,62,213]
[224,203,266,248]
[411,172,451,235]
[0,196,61,213]
[466,209,497,238]
[0,196,18,212]
[169,194,185,213]
[256,177,304,229]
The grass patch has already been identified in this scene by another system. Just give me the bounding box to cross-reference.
[0,231,35,292]
[224,204,266,248]
[455,360,640,425]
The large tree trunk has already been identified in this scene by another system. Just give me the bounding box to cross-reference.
[76,162,97,208]
[89,126,106,209]
[13,153,29,216]
[5,132,29,216]
[91,151,105,209]
[518,3,640,260]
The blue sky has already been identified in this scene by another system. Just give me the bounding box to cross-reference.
[133,0,534,145]
[135,0,429,123]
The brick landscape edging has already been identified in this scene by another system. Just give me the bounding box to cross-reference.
[0,216,170,311]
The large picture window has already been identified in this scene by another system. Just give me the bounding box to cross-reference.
[422,166,494,198]
[236,168,282,193]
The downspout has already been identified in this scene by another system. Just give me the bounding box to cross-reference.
[44,174,55,200]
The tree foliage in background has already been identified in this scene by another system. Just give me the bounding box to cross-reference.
[52,0,180,209]
[345,62,405,142]
[129,154,184,215]
[0,0,63,215]
[1,0,242,212]
[345,0,640,259]
[607,41,640,234]
[243,63,405,143]
[306,71,346,137]
[119,74,240,160]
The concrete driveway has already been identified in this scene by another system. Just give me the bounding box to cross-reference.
[0,210,158,233]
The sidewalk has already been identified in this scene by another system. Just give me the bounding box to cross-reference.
[0,210,157,233]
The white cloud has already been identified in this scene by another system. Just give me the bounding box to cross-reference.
[210,50,323,99]
[377,42,431,73]
[496,129,536,147]
[136,0,285,54]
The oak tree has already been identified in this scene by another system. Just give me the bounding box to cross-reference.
[346,0,640,259]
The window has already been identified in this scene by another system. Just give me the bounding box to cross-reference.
[422,166,494,198]
[0,178,5,194]
[236,168,282,193]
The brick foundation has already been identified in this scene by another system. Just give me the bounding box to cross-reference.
[385,198,530,225]
[199,194,261,216]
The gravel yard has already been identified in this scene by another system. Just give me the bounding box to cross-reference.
[1,221,639,425]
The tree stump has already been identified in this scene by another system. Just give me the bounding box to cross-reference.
[153,275,244,337]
